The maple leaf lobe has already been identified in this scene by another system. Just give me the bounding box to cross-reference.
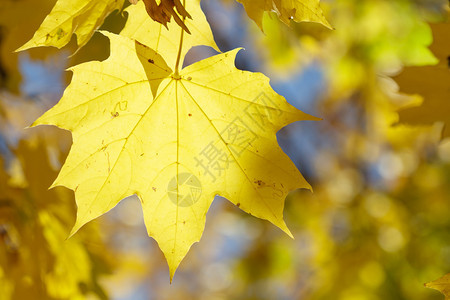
[396,20,450,137]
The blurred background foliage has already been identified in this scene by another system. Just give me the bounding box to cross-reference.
[0,0,449,299]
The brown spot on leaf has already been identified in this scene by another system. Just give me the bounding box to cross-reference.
[236,202,240,207]
[148,58,154,63]
[254,180,264,186]
[152,187,157,192]
[188,113,192,117]
[56,28,65,40]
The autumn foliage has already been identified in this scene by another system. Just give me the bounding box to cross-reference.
[1,0,450,299]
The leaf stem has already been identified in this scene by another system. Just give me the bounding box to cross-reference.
[174,0,187,77]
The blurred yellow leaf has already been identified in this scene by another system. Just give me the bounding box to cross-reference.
[426,273,450,299]
[396,18,450,137]
[33,31,316,279]
[17,0,125,51]
[237,0,332,30]
[0,139,112,299]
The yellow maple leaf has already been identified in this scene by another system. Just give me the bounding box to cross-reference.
[237,0,332,31]
[16,0,125,51]
[426,273,450,299]
[32,31,317,279]
[120,0,219,69]
[0,138,112,299]
[396,19,450,137]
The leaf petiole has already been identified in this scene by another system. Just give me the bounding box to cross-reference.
[173,0,187,77]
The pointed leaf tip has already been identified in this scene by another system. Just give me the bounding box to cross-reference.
[425,273,450,299]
